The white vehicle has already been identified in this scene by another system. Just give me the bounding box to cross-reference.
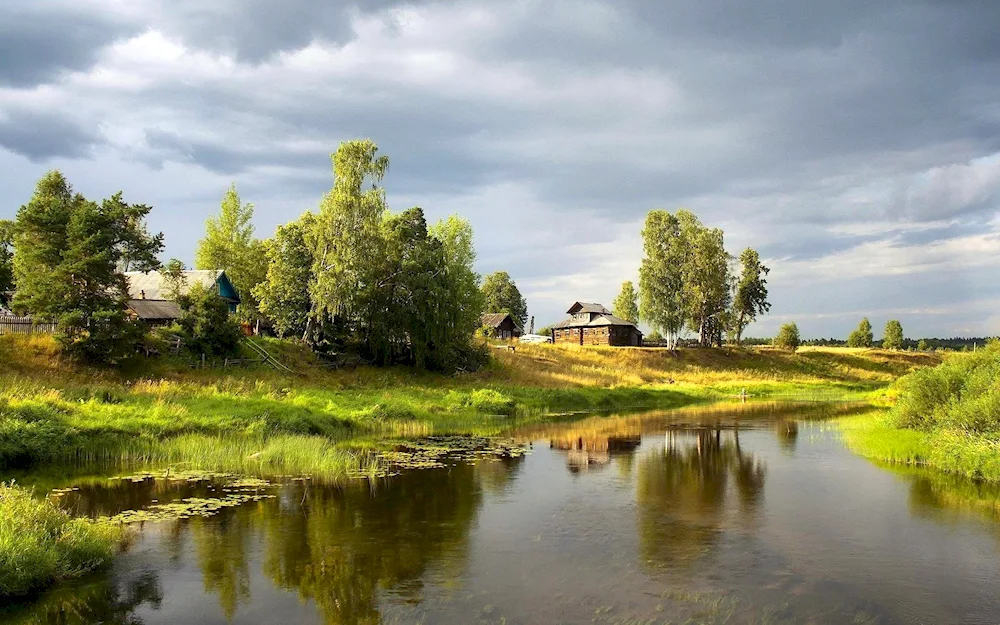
[519,334,552,344]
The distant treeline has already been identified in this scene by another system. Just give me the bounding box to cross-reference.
[742,336,995,351]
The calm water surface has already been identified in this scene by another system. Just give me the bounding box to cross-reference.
[5,402,1000,624]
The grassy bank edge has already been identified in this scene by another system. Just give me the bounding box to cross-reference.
[838,412,1000,482]
[0,483,131,600]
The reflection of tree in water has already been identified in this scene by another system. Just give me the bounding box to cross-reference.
[637,428,766,571]
[258,461,491,624]
[191,511,254,620]
[474,454,526,494]
[906,469,1000,543]
[775,420,799,453]
[1,570,162,625]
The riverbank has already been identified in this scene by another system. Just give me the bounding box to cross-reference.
[839,343,1000,481]
[0,483,130,599]
[0,335,938,474]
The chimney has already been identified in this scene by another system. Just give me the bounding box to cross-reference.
[140,290,145,299]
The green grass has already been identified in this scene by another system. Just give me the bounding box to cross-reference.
[839,342,1000,481]
[0,482,130,598]
[0,335,937,477]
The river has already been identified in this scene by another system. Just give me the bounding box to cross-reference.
[4,402,1000,624]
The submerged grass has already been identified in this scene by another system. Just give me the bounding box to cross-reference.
[0,482,130,599]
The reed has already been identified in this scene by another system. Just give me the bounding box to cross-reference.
[0,482,131,598]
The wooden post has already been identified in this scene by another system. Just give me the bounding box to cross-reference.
[201,353,206,369]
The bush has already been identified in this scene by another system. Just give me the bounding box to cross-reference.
[175,284,243,358]
[773,322,800,351]
[0,483,129,598]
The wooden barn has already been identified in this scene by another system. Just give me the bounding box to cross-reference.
[550,302,642,347]
[481,313,523,339]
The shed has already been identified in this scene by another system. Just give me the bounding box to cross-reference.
[481,313,523,339]
[126,299,184,326]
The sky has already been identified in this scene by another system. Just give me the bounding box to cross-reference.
[1,0,999,339]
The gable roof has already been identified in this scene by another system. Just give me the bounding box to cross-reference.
[567,302,611,315]
[551,314,640,330]
[482,313,523,331]
[127,299,183,321]
[124,270,240,304]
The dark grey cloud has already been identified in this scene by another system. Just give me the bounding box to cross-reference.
[0,110,101,161]
[1,0,1000,334]
[0,2,140,86]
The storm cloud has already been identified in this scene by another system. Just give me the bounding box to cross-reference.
[1,0,999,337]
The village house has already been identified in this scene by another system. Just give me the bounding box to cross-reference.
[124,270,240,326]
[550,302,643,347]
[481,313,523,339]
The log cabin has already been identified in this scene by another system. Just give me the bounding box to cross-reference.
[550,302,643,347]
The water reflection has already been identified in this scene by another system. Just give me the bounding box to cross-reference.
[8,402,1000,624]
[638,429,765,572]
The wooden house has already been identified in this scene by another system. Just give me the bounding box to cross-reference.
[481,313,523,339]
[550,302,642,347]
[124,270,240,326]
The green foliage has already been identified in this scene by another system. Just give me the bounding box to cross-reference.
[773,322,800,351]
[0,482,128,598]
[645,330,665,343]
[883,320,904,350]
[195,184,267,322]
[11,171,162,365]
[176,284,244,358]
[612,280,639,324]
[162,258,188,300]
[848,343,1000,481]
[639,210,685,349]
[0,219,14,295]
[429,215,485,343]
[847,318,874,348]
[731,248,770,345]
[917,339,930,351]
[537,326,553,337]
[307,140,390,324]
[253,216,314,338]
[480,271,527,328]
[639,210,736,348]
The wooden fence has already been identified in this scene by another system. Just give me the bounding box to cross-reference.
[0,316,58,335]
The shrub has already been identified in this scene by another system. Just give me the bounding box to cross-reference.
[773,322,800,351]
[175,284,243,358]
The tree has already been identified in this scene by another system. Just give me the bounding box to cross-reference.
[917,339,930,351]
[12,171,163,364]
[773,322,800,351]
[883,320,904,350]
[730,248,770,346]
[162,258,188,300]
[612,280,639,324]
[639,210,685,349]
[480,271,527,328]
[195,184,266,322]
[678,210,732,347]
[0,219,13,295]
[429,215,484,342]
[253,215,314,338]
[176,283,243,358]
[847,317,874,348]
[306,140,390,338]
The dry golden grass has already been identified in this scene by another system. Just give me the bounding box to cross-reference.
[489,343,941,389]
